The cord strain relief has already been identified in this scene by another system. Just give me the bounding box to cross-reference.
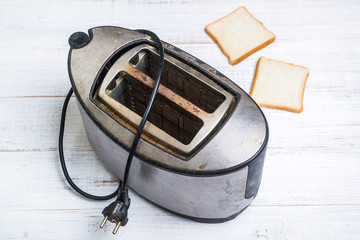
[117,187,130,207]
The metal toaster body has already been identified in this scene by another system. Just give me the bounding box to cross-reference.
[68,26,268,222]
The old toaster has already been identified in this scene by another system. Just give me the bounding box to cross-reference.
[61,26,268,228]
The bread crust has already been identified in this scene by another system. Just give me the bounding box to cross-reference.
[205,7,276,65]
[250,57,309,113]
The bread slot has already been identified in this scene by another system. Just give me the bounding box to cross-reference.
[106,71,203,145]
[130,49,226,113]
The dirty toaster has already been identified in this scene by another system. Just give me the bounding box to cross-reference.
[64,26,268,227]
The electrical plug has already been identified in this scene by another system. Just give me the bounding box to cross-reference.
[100,188,130,234]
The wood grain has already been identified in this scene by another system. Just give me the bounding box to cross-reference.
[0,0,359,239]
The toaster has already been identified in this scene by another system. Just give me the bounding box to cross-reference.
[65,26,268,223]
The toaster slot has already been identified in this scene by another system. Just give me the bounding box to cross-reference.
[106,71,203,145]
[130,50,226,113]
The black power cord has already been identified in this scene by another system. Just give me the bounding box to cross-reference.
[59,88,121,200]
[59,29,164,234]
[120,30,164,189]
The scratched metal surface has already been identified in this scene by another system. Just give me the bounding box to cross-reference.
[0,0,359,239]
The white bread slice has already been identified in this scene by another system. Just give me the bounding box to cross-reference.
[250,57,309,113]
[205,7,276,65]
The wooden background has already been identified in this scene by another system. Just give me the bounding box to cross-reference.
[0,0,359,239]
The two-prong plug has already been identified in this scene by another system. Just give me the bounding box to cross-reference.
[100,187,131,234]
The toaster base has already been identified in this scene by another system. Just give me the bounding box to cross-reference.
[77,100,260,221]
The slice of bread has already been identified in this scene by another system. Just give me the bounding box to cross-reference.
[205,7,276,65]
[250,57,309,113]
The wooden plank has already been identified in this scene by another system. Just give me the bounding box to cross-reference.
[0,97,359,153]
[0,203,359,240]
[0,149,359,209]
[0,0,358,46]
[1,150,359,238]
[0,39,359,97]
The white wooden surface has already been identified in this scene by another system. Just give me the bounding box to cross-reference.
[1,0,359,239]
